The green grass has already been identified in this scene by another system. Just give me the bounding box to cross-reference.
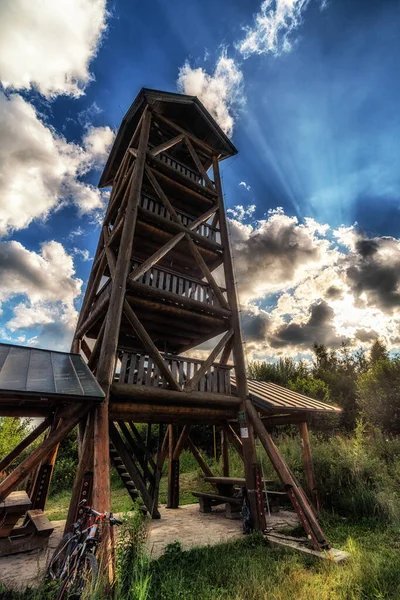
[3,518,400,600]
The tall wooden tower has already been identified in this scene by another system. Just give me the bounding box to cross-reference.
[67,88,265,528]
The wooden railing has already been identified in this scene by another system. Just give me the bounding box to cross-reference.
[131,260,219,306]
[140,194,219,243]
[116,350,232,394]
[158,153,202,184]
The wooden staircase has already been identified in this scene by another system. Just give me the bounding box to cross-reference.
[109,442,139,503]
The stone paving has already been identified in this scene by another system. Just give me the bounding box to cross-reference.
[0,504,298,591]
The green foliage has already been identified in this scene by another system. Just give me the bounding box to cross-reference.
[0,417,31,473]
[115,507,152,600]
[49,429,78,496]
[287,376,330,402]
[248,357,308,385]
[357,357,400,434]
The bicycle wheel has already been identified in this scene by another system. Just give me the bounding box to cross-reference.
[46,532,75,580]
[56,552,98,600]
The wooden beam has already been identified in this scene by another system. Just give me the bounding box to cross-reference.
[186,437,214,478]
[153,112,214,156]
[0,404,91,501]
[111,382,239,406]
[220,336,233,365]
[185,329,233,392]
[173,425,191,461]
[93,108,152,522]
[123,300,181,391]
[75,286,110,339]
[221,428,229,477]
[186,236,229,310]
[167,425,179,508]
[262,413,310,428]
[183,136,215,190]
[0,416,52,473]
[150,134,184,156]
[109,403,236,423]
[87,319,106,372]
[103,226,116,279]
[144,164,181,223]
[81,338,92,361]
[212,154,265,531]
[223,424,243,461]
[128,232,186,283]
[299,422,320,516]
[246,399,329,551]
[65,411,94,532]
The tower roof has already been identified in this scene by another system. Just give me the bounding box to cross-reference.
[99,88,238,188]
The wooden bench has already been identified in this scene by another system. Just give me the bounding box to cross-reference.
[192,491,242,519]
[0,492,54,556]
[264,491,288,513]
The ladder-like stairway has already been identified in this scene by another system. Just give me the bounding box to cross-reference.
[109,442,139,503]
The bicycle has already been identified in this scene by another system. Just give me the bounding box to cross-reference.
[46,500,122,599]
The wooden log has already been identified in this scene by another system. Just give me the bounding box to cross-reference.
[221,428,229,477]
[223,424,243,461]
[212,155,264,531]
[111,382,239,407]
[185,329,233,392]
[150,134,185,156]
[87,319,106,371]
[75,251,108,339]
[109,403,236,423]
[262,413,310,428]
[183,136,215,190]
[220,337,233,365]
[0,404,90,501]
[126,281,231,319]
[65,411,94,533]
[81,338,92,361]
[138,206,221,252]
[75,287,110,339]
[147,167,215,207]
[246,400,329,550]
[299,422,320,515]
[186,236,229,310]
[144,164,181,223]
[0,416,52,473]
[123,300,181,391]
[151,425,165,517]
[153,112,214,156]
[167,425,178,508]
[173,425,191,461]
[186,437,215,478]
[128,232,186,283]
[93,109,152,523]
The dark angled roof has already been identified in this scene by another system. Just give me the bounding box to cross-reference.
[0,344,104,400]
[231,377,340,414]
[99,88,238,188]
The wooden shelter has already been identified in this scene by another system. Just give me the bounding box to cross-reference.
[0,89,336,556]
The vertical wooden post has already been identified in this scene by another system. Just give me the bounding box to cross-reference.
[93,108,152,520]
[299,422,320,515]
[167,424,179,508]
[221,429,229,477]
[212,155,265,531]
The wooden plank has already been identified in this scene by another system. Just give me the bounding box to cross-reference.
[26,509,54,537]
[265,534,350,563]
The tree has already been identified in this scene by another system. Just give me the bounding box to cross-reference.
[0,417,31,476]
[369,339,388,365]
[357,358,400,434]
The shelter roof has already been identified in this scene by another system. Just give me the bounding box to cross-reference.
[99,88,237,188]
[0,343,104,411]
[231,378,341,415]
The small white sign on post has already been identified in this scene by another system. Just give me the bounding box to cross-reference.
[240,427,249,439]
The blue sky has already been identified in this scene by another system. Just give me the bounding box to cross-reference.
[1,0,400,359]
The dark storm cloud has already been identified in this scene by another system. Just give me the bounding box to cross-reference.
[268,301,345,349]
[344,236,400,310]
[355,329,378,343]
[241,310,270,342]
[325,286,343,300]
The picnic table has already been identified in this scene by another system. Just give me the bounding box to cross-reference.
[204,476,274,497]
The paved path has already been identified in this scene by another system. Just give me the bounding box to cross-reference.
[0,505,298,591]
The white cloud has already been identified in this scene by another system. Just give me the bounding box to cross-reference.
[227,204,256,221]
[0,240,82,350]
[177,50,244,137]
[238,0,318,58]
[72,248,93,262]
[239,181,251,191]
[0,0,108,98]
[0,93,115,236]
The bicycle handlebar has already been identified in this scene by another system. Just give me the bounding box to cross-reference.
[78,500,122,526]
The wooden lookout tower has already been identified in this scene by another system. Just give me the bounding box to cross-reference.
[0,88,335,558]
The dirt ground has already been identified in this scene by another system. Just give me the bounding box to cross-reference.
[0,505,298,591]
